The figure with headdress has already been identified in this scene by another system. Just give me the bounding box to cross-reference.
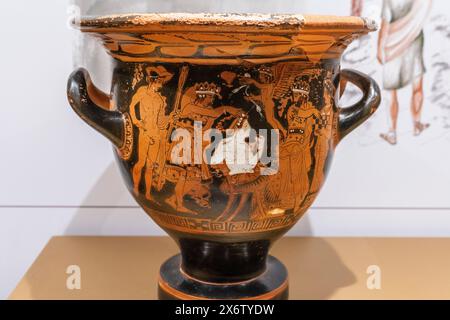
[129,65,174,200]
[274,79,321,213]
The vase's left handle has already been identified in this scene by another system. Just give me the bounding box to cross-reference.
[67,68,125,148]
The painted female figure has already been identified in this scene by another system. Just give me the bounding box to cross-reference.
[273,79,321,213]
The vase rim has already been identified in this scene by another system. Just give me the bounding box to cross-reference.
[74,13,377,34]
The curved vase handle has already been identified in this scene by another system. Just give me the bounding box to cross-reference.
[338,69,381,141]
[67,68,125,148]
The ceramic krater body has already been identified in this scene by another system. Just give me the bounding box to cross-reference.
[68,13,381,300]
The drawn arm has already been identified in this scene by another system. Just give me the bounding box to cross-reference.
[213,106,241,117]
[180,104,239,119]
[240,77,261,88]
[179,104,217,118]
[377,19,390,65]
[378,0,391,64]
[296,105,321,119]
[351,0,363,16]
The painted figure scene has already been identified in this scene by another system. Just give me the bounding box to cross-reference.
[113,61,339,233]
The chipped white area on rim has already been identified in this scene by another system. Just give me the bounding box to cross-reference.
[76,13,378,34]
[362,17,378,31]
[83,12,306,27]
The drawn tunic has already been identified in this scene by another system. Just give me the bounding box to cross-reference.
[381,0,428,89]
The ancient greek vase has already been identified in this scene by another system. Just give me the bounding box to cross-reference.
[68,13,380,300]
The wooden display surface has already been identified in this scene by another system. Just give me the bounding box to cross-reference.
[9,236,450,300]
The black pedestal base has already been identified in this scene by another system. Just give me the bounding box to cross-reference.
[158,254,289,300]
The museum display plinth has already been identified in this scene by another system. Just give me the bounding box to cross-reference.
[10,236,450,300]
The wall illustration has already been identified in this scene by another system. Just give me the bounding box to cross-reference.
[346,0,450,147]
[378,0,431,145]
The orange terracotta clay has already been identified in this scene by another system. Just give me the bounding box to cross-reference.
[68,13,380,300]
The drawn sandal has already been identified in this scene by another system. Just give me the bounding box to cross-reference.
[380,131,397,145]
[413,122,430,136]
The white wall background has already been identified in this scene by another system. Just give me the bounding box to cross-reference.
[1,0,450,299]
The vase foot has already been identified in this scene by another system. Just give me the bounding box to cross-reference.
[158,254,288,300]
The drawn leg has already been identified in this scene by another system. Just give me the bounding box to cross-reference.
[144,141,162,199]
[411,76,429,136]
[132,135,149,194]
[380,90,398,145]
[144,163,154,200]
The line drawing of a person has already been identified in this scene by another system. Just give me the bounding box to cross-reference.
[378,0,432,145]
[129,66,174,200]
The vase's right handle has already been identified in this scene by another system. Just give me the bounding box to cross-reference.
[338,69,381,141]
